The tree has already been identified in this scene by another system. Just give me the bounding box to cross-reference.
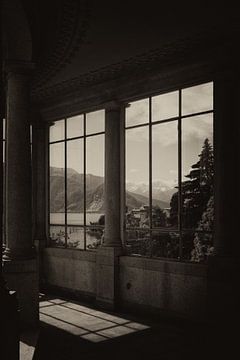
[168,138,214,260]
[191,196,214,262]
[181,138,214,229]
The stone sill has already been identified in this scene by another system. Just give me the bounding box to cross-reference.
[44,247,97,262]
[120,255,207,277]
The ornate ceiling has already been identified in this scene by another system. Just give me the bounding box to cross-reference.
[1,1,240,107]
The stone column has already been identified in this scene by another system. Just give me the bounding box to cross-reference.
[2,61,39,328]
[96,102,124,309]
[213,76,239,256]
[207,74,240,324]
[32,116,48,285]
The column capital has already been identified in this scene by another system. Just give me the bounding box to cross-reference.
[3,60,35,79]
[104,100,128,112]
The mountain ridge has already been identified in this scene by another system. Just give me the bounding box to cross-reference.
[50,167,169,212]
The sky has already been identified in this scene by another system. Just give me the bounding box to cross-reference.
[126,82,213,187]
[49,82,213,187]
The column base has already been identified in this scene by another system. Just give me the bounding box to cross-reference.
[3,258,39,329]
[3,245,36,261]
[96,246,123,310]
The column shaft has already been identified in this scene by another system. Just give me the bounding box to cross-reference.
[213,77,240,256]
[104,105,122,247]
[4,71,33,259]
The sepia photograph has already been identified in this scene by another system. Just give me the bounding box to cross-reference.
[0,1,239,359]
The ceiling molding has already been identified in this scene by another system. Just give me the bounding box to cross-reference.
[33,0,90,88]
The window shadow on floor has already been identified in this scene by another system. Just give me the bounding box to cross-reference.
[33,294,235,360]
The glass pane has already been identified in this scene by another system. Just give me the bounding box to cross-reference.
[152,121,178,229]
[67,139,84,225]
[182,114,214,229]
[67,115,84,138]
[182,82,213,115]
[152,91,178,122]
[125,98,149,127]
[126,126,149,224]
[49,225,66,247]
[49,120,65,142]
[67,226,85,249]
[86,134,105,222]
[49,143,65,218]
[86,226,104,250]
[151,230,179,259]
[125,229,150,256]
[189,221,214,262]
[86,110,105,135]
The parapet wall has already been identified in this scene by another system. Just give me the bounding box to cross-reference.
[43,248,208,321]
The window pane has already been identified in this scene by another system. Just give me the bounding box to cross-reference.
[49,225,66,247]
[182,114,214,229]
[126,126,149,228]
[151,230,179,259]
[152,121,178,229]
[182,82,213,115]
[86,226,104,250]
[49,143,65,220]
[67,115,84,138]
[67,139,84,225]
[49,120,65,142]
[86,110,105,135]
[67,226,85,249]
[125,229,150,256]
[125,98,149,127]
[86,134,105,225]
[152,91,178,122]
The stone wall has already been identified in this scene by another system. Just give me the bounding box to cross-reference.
[43,249,208,321]
[119,256,208,321]
[43,248,97,299]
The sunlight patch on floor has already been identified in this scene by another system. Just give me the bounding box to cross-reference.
[39,298,150,343]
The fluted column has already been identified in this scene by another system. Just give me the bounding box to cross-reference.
[104,102,123,247]
[2,61,38,328]
[213,76,240,257]
[96,101,125,310]
[207,74,240,324]
[3,62,34,260]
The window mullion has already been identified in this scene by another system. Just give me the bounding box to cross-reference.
[83,114,86,250]
[149,97,153,252]
[64,119,68,248]
[178,90,183,260]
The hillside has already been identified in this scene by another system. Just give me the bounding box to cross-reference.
[50,167,169,212]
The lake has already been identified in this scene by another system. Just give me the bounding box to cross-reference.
[50,212,104,225]
[49,212,104,250]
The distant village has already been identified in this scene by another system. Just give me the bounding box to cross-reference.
[126,205,170,228]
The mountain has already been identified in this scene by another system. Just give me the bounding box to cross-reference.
[126,181,176,204]
[50,167,170,212]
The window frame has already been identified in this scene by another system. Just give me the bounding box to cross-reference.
[124,81,214,261]
[48,112,105,251]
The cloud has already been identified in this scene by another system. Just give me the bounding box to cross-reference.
[126,113,213,147]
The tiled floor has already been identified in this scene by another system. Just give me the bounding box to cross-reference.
[32,294,236,360]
